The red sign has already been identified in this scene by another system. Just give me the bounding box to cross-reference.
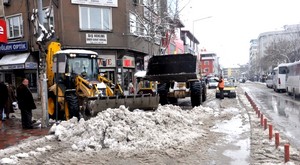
[123,59,131,67]
[0,19,7,43]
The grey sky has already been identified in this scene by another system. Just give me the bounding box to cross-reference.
[180,0,300,68]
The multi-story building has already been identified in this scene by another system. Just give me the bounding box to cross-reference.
[0,0,179,94]
[223,67,241,80]
[249,39,258,78]
[200,51,220,77]
[254,24,300,77]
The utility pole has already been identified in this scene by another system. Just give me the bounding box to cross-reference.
[37,0,49,128]
[32,0,54,127]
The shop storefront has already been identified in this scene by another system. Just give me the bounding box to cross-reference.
[122,55,135,91]
[0,41,38,92]
[98,54,116,84]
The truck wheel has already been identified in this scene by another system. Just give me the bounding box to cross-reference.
[202,82,207,102]
[65,92,80,120]
[157,83,168,105]
[168,97,178,105]
[190,82,202,107]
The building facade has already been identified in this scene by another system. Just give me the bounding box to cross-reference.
[0,0,174,94]
[253,24,300,79]
[200,52,220,77]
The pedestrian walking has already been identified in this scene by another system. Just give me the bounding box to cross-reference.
[5,83,17,119]
[215,75,225,99]
[128,81,134,94]
[0,81,9,128]
[16,78,36,129]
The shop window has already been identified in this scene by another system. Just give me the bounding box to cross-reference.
[25,73,37,92]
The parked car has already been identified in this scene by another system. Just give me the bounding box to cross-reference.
[239,78,246,83]
[216,81,237,98]
[266,75,273,88]
[208,77,219,89]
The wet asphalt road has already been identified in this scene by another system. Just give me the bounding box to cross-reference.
[241,81,300,149]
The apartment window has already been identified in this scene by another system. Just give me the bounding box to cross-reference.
[6,14,23,38]
[79,6,112,31]
[43,6,54,29]
[129,13,137,35]
[204,61,209,65]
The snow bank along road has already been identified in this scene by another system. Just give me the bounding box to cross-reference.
[0,85,299,165]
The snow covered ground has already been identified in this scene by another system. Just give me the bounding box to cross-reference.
[0,86,299,164]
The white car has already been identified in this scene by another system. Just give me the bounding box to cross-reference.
[208,77,219,89]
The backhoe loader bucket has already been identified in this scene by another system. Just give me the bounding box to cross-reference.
[145,54,198,82]
[87,94,159,114]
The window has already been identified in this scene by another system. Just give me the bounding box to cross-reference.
[129,13,137,35]
[79,6,112,31]
[204,61,209,65]
[6,14,23,38]
[43,6,54,29]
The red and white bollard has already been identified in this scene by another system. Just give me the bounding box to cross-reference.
[264,118,267,130]
[269,124,273,140]
[275,132,280,149]
[284,144,290,162]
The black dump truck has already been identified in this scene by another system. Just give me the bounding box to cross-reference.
[145,53,207,107]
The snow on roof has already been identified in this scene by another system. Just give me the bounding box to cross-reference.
[56,49,98,55]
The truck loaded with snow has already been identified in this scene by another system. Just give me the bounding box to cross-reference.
[145,53,207,107]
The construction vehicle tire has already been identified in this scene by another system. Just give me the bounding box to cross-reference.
[157,83,168,105]
[190,82,202,107]
[168,97,178,105]
[202,83,207,102]
[65,92,80,120]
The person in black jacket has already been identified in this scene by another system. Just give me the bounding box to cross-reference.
[0,81,9,124]
[16,78,36,129]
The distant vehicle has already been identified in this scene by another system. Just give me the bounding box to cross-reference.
[239,78,246,83]
[215,81,237,98]
[286,61,300,98]
[272,63,290,92]
[208,77,219,89]
[266,74,273,88]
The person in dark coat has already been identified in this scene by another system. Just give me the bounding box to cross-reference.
[5,83,17,119]
[0,81,9,123]
[16,78,36,129]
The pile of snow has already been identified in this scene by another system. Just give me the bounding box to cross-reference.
[50,105,214,152]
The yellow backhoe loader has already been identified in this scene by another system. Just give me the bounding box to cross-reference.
[46,42,159,120]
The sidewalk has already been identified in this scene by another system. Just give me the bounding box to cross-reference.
[0,97,49,150]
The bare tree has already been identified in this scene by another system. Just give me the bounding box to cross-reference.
[129,0,185,56]
[283,25,300,62]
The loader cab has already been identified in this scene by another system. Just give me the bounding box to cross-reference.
[52,50,99,89]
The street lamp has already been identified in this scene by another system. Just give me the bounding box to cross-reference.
[192,16,212,54]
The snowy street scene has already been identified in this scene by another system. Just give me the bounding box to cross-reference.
[1,0,300,165]
[0,83,300,165]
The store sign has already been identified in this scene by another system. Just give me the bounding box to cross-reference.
[0,19,7,43]
[1,64,24,70]
[123,56,135,68]
[25,62,38,69]
[0,41,28,52]
[86,33,107,44]
[71,0,118,7]
[98,55,116,67]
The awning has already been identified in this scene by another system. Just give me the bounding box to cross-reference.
[134,70,147,78]
[0,53,37,70]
